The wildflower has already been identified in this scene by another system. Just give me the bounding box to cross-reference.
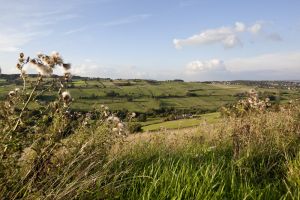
[117,122,124,129]
[4,101,11,108]
[40,55,54,68]
[62,91,72,104]
[62,63,71,70]
[51,51,60,58]
[51,51,64,65]
[131,112,136,118]
[107,116,113,121]
[247,98,253,104]
[64,72,72,81]
[30,59,53,76]
[19,52,24,58]
[104,110,109,117]
[101,104,105,109]
[18,57,25,63]
[112,128,119,133]
[15,88,20,93]
[113,116,120,123]
[16,63,22,70]
[107,116,120,123]
[8,90,16,97]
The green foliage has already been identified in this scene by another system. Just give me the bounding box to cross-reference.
[128,122,143,133]
[137,113,147,122]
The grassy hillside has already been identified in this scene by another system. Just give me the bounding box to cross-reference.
[2,72,300,199]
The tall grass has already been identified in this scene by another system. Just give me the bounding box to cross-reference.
[0,52,126,199]
[85,101,300,199]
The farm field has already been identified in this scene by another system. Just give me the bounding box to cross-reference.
[142,112,220,131]
[1,76,295,113]
[1,75,300,131]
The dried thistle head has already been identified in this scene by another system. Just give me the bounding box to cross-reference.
[16,63,22,70]
[19,52,24,58]
[64,72,72,81]
[63,63,71,71]
[30,60,53,76]
[61,91,72,107]
[8,90,16,98]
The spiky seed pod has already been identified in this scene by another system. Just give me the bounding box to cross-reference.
[64,72,72,81]
[131,112,136,118]
[19,58,24,63]
[8,91,16,98]
[117,122,124,129]
[15,88,20,93]
[62,63,71,70]
[16,63,22,70]
[62,91,72,104]
[113,116,120,123]
[29,59,53,76]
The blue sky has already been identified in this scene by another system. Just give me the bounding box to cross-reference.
[0,0,300,81]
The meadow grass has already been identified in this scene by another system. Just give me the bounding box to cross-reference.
[83,103,300,199]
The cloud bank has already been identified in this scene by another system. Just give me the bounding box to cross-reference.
[184,51,300,80]
[173,21,279,49]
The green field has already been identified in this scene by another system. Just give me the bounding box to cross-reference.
[1,76,300,132]
[142,112,220,131]
[1,78,297,113]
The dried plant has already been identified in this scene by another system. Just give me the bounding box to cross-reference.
[0,52,128,199]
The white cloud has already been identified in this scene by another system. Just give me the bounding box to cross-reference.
[227,51,300,72]
[185,59,227,75]
[248,23,263,34]
[184,51,300,80]
[174,21,275,49]
[235,22,246,32]
[174,25,241,49]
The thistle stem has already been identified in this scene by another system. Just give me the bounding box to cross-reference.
[12,78,41,132]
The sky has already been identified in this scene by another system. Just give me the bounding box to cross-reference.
[0,0,299,81]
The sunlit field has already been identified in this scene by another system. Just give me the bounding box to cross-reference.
[1,0,300,199]
[1,52,300,199]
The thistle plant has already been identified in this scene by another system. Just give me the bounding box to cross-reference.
[0,52,127,199]
[221,89,272,118]
[220,89,274,158]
